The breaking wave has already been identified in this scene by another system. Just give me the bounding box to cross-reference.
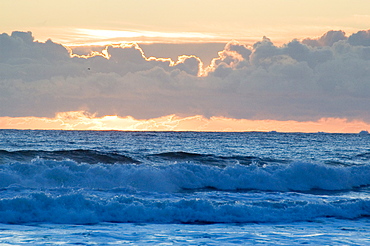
[0,158,369,192]
[0,158,370,224]
[0,191,369,224]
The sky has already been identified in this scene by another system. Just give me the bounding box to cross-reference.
[1,0,370,132]
[2,0,370,45]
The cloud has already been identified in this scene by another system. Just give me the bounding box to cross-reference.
[302,30,347,47]
[348,30,370,46]
[1,30,370,123]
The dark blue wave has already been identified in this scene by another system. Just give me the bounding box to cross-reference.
[0,192,369,224]
[148,151,288,166]
[354,152,370,160]
[0,149,139,164]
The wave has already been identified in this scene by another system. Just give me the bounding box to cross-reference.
[1,158,370,192]
[0,149,139,164]
[1,159,370,224]
[354,152,370,160]
[148,151,287,166]
[0,192,369,224]
[0,149,290,167]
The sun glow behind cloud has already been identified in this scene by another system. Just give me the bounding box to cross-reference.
[0,111,369,133]
[77,29,215,39]
[62,28,218,46]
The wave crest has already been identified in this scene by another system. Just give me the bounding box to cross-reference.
[0,192,369,224]
[0,159,369,192]
[148,151,286,166]
[0,149,139,164]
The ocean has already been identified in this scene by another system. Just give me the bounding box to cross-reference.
[0,130,369,245]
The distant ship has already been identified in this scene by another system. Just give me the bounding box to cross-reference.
[359,130,369,135]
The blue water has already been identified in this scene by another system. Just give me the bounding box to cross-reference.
[0,130,370,244]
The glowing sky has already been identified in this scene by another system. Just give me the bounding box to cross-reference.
[1,111,370,133]
[2,0,370,45]
[1,1,370,132]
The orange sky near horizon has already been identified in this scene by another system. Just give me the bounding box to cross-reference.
[0,111,369,133]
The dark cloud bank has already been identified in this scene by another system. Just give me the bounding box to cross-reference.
[1,30,370,121]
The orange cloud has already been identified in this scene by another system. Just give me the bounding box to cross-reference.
[0,111,369,133]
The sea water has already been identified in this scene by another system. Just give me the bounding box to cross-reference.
[0,130,369,245]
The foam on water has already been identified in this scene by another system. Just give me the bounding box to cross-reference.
[1,220,370,245]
